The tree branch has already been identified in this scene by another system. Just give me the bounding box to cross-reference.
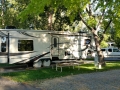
[96,9,105,30]
[86,4,92,16]
[79,12,92,31]
[104,19,112,33]
[100,19,112,43]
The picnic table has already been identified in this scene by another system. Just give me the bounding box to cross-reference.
[52,60,84,72]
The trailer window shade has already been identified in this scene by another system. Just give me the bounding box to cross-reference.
[18,40,33,51]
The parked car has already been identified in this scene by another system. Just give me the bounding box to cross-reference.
[101,47,120,61]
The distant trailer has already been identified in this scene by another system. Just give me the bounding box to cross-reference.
[0,29,91,67]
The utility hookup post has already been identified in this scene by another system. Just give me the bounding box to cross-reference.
[7,31,10,64]
[78,32,82,61]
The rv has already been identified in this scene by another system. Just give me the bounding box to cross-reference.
[0,29,91,67]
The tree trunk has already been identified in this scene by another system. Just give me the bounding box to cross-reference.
[1,0,5,28]
[48,12,53,30]
[92,29,106,67]
[79,11,107,68]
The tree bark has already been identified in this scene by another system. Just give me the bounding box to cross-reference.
[92,29,106,67]
[48,12,53,30]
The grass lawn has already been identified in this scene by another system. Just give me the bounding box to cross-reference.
[0,61,120,83]
[0,63,16,68]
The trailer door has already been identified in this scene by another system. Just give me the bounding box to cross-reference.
[51,37,59,59]
[0,35,9,63]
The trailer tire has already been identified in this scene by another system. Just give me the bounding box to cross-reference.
[43,59,51,67]
[33,60,42,68]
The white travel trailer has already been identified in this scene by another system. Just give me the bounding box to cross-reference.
[0,29,91,67]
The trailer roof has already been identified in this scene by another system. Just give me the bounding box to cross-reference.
[0,29,53,32]
[0,29,91,37]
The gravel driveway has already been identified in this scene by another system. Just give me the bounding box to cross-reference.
[31,69,120,90]
[0,69,120,90]
[0,77,40,90]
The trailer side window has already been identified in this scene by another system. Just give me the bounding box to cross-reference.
[113,49,119,52]
[108,49,112,52]
[84,39,91,45]
[101,49,106,52]
[54,38,57,47]
[18,40,33,51]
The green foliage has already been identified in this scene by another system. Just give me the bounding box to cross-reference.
[1,0,120,44]
[87,16,97,27]
[0,0,31,28]
[18,0,51,21]
[53,5,70,31]
[59,0,90,22]
[100,41,108,48]
[100,34,110,48]
[96,0,120,42]
[114,37,120,48]
[18,0,89,22]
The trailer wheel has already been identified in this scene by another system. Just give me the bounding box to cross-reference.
[43,59,51,67]
[33,61,42,68]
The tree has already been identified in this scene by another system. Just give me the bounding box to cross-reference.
[53,5,70,31]
[0,0,30,28]
[61,0,120,67]
[18,0,120,68]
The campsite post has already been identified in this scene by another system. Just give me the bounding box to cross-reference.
[7,31,10,63]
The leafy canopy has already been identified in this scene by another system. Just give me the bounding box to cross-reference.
[18,0,90,22]
[19,0,120,43]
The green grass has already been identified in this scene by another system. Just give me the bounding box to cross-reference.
[0,63,16,68]
[0,61,120,83]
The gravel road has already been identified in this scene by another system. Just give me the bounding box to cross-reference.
[31,69,120,90]
[0,69,120,90]
[0,77,40,90]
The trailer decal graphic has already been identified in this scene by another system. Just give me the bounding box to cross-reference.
[15,51,50,63]
[17,31,41,38]
[0,51,35,56]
